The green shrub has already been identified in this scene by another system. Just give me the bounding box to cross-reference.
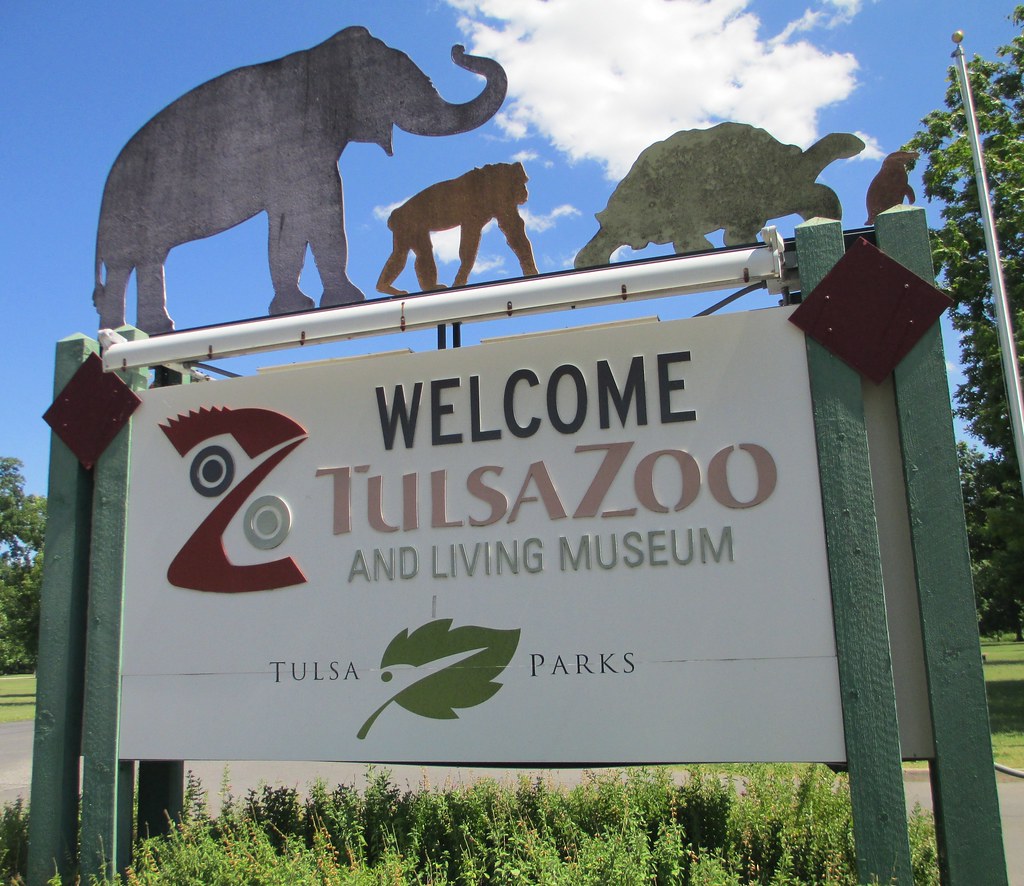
[11,765,943,884]
[0,798,28,883]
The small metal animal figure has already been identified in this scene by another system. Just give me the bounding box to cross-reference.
[377,162,538,295]
[865,150,918,224]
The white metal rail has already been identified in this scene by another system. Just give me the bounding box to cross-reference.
[100,228,788,372]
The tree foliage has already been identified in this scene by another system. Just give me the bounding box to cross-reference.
[957,443,1024,638]
[907,6,1024,638]
[0,458,45,673]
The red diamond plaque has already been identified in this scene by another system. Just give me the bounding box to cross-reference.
[43,353,142,469]
[789,238,952,384]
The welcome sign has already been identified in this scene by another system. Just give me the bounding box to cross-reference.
[118,307,844,763]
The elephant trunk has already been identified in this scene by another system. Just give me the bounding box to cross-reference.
[397,45,507,137]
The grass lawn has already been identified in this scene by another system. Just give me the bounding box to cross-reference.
[982,639,1024,770]
[0,675,35,724]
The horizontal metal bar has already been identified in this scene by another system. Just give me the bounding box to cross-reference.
[100,233,786,372]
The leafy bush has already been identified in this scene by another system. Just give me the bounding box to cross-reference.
[10,765,941,884]
[0,798,28,883]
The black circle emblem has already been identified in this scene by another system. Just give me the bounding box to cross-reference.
[189,445,234,497]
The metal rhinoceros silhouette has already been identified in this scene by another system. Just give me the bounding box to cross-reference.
[575,123,864,268]
[93,27,507,334]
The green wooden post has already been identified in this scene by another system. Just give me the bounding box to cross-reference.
[79,326,148,882]
[875,205,1007,884]
[27,335,98,884]
[796,218,913,884]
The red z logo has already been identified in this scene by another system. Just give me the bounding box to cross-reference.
[160,406,308,593]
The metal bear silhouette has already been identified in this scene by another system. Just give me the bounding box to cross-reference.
[377,162,538,295]
[575,123,864,268]
[865,150,918,224]
[92,26,507,333]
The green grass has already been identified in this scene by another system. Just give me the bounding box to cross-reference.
[982,639,1024,769]
[0,676,35,724]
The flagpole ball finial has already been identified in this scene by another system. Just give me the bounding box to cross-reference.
[952,30,964,44]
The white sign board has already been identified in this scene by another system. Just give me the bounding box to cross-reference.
[120,307,845,763]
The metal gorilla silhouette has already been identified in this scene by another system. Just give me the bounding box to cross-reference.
[376,162,538,296]
[92,27,508,334]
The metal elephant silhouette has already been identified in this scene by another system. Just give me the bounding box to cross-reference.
[92,26,508,334]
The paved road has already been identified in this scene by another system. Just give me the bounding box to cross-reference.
[0,721,33,806]
[4,722,1021,883]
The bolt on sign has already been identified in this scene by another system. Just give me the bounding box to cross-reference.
[118,308,845,763]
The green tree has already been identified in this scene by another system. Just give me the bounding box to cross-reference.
[907,7,1024,639]
[957,443,1024,638]
[0,458,46,673]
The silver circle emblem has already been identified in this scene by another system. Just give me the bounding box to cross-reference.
[243,495,292,550]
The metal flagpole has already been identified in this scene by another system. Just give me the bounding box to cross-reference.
[951,30,1024,492]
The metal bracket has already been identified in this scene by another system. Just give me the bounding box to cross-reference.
[759,226,790,295]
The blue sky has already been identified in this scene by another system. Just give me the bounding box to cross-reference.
[1,0,1019,494]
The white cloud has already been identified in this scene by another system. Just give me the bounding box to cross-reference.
[773,0,870,41]
[470,254,509,275]
[431,227,466,264]
[823,0,864,26]
[513,148,555,169]
[771,10,822,43]
[373,199,407,222]
[851,131,885,161]
[448,0,861,179]
[521,204,581,232]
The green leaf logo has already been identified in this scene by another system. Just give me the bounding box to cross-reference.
[357,619,520,739]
